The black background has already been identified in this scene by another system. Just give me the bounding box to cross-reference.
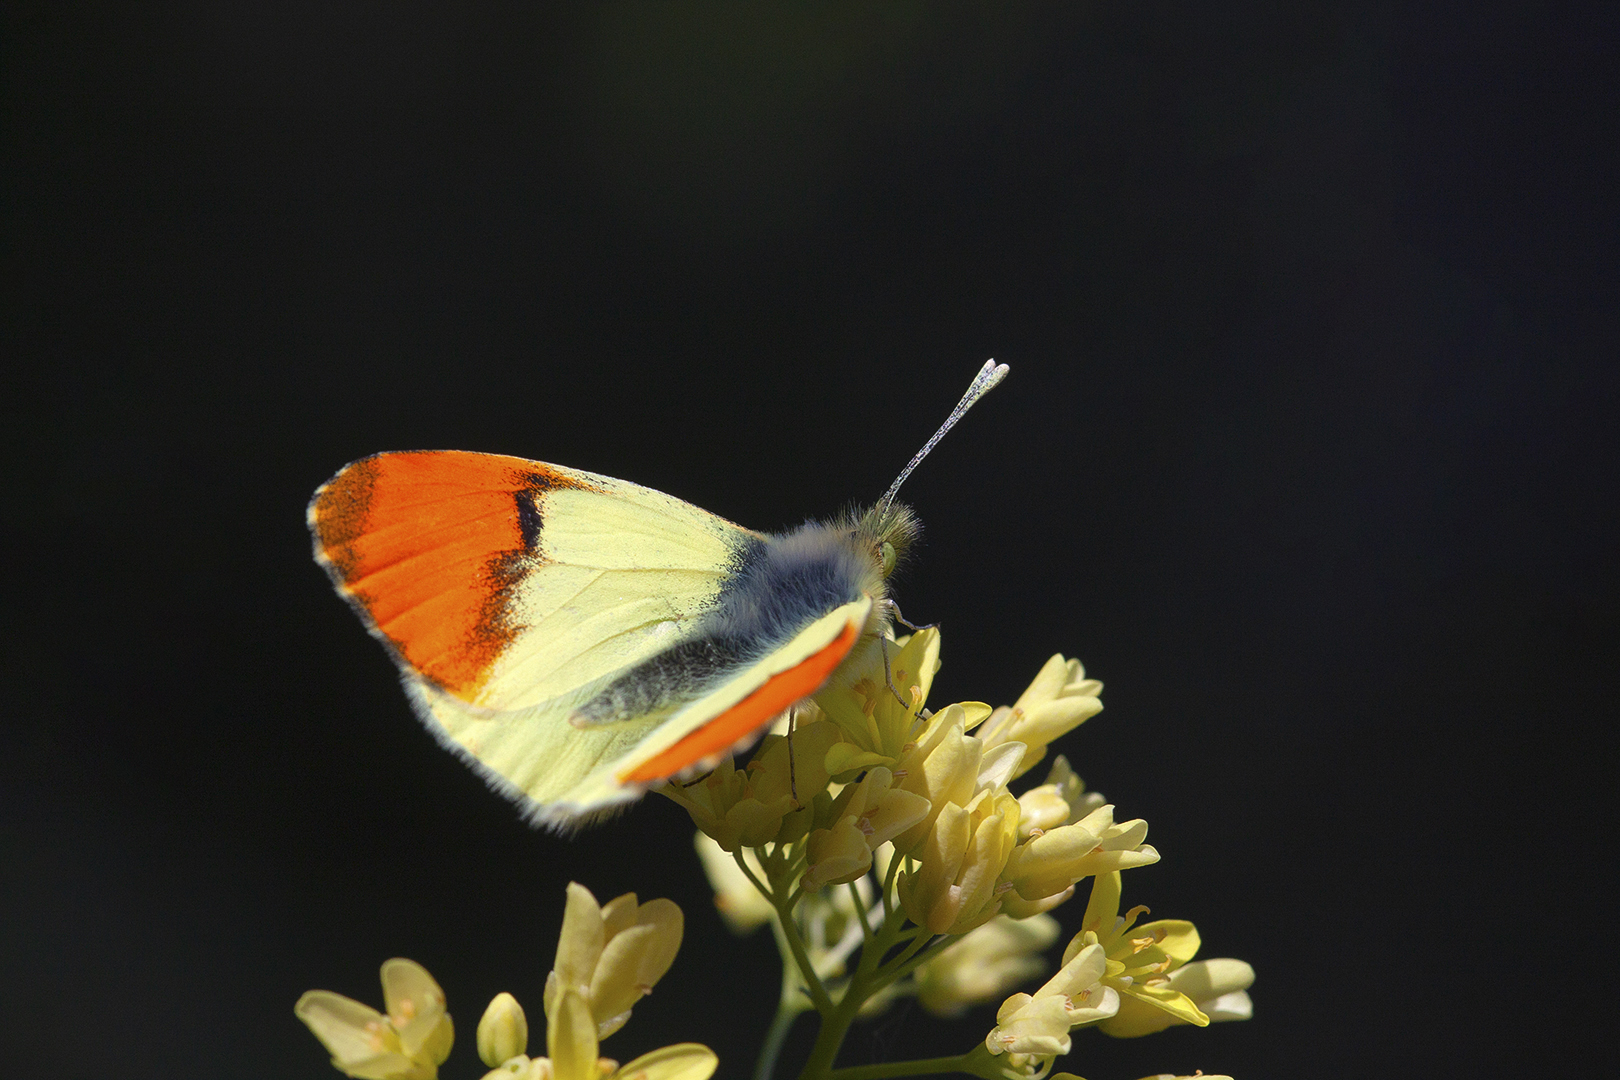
[4,3,1616,1078]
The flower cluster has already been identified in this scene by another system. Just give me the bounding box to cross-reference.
[296,883,716,1080]
[673,628,1255,1080]
[300,628,1255,1080]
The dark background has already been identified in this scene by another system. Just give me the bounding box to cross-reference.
[4,3,1616,1078]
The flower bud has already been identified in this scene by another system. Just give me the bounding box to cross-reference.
[476,993,528,1067]
[899,789,1019,935]
[804,767,931,889]
[1015,784,1070,837]
[805,817,874,889]
[890,706,985,853]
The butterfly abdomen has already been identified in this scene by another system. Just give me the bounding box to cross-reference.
[569,636,753,725]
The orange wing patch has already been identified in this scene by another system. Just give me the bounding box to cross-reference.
[310,451,592,700]
[619,616,863,784]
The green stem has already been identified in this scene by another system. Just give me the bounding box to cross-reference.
[794,981,863,1080]
[784,881,807,911]
[774,906,829,1016]
[740,848,835,1016]
[848,881,874,939]
[886,928,934,970]
[733,849,775,902]
[827,1053,977,1080]
[773,890,834,1016]
[873,932,958,992]
[797,863,914,1079]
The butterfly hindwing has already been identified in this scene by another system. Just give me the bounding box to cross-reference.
[410,596,872,823]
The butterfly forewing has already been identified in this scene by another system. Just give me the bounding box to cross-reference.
[309,450,756,709]
[310,449,879,826]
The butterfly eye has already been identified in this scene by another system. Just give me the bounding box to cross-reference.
[880,541,898,577]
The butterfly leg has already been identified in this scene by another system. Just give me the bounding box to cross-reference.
[887,600,938,634]
[881,601,935,718]
[877,634,912,709]
[786,705,799,804]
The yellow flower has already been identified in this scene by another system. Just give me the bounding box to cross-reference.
[1015,757,1109,842]
[1015,783,1071,837]
[482,989,717,1080]
[1001,805,1159,907]
[814,629,943,773]
[915,913,1060,1017]
[661,721,840,851]
[804,813,873,891]
[890,703,1021,855]
[1038,756,1108,826]
[545,883,683,1040]
[296,959,454,1080]
[1073,872,1255,1039]
[479,1057,547,1080]
[1101,958,1256,1039]
[1175,961,1254,1022]
[899,786,1021,935]
[978,655,1103,781]
[477,993,529,1068]
[692,832,774,934]
[804,766,931,889]
[984,941,1119,1058]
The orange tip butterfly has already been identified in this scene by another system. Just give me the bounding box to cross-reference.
[309,360,1009,827]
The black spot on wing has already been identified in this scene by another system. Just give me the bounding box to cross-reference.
[515,490,544,551]
[511,467,584,553]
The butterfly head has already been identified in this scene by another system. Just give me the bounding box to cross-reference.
[855,499,921,579]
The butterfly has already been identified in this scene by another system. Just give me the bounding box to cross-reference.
[309,361,1008,827]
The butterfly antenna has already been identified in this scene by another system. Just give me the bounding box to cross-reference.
[878,359,1010,513]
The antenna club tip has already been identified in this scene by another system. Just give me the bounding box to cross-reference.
[878,357,1011,509]
[975,358,1010,387]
